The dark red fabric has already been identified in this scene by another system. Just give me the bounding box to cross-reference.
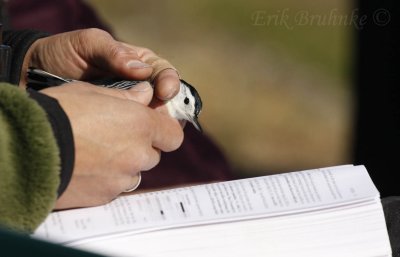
[7,0,112,34]
[141,125,234,189]
[6,0,235,189]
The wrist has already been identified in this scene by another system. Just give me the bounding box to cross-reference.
[27,88,75,198]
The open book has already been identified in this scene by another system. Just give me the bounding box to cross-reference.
[33,165,392,257]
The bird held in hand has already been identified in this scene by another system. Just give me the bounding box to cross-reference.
[27,68,203,132]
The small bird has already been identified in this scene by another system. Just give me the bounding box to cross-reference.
[27,68,203,132]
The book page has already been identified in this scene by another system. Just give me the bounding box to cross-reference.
[33,165,379,244]
[77,201,390,257]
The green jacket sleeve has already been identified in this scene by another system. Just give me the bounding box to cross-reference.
[0,83,60,233]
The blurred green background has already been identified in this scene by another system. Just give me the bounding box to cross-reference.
[87,0,355,176]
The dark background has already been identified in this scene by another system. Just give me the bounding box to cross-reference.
[354,0,400,197]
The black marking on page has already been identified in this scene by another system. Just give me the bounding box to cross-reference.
[179,202,185,213]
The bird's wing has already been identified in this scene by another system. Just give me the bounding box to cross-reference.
[27,68,143,90]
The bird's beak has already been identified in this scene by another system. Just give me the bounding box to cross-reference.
[189,116,203,133]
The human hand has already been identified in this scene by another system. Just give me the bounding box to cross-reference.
[22,28,180,101]
[40,82,184,209]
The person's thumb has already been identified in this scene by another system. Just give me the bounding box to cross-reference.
[84,29,153,80]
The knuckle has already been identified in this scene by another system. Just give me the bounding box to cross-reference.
[177,128,184,145]
[137,150,153,170]
[135,148,161,171]
[119,159,135,173]
[139,47,157,60]
[146,150,161,171]
[84,28,110,38]
[141,47,155,56]
[77,28,109,43]
[120,147,147,172]
[168,122,184,151]
[100,184,120,203]
[151,149,162,168]
[174,129,185,150]
[138,113,154,140]
[117,154,141,175]
[102,170,133,196]
[131,155,145,172]
[108,43,126,59]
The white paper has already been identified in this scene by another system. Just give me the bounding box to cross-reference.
[77,200,391,257]
[33,165,379,245]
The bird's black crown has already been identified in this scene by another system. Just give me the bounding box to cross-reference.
[180,79,202,117]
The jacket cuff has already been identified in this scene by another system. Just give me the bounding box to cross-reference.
[27,89,74,197]
[3,30,49,85]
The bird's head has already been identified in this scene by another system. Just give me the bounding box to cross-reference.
[166,80,203,132]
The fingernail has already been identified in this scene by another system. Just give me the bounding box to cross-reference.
[127,60,151,68]
[132,81,152,92]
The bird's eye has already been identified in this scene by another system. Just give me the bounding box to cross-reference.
[184,97,189,105]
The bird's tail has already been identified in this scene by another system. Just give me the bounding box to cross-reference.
[27,68,73,89]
